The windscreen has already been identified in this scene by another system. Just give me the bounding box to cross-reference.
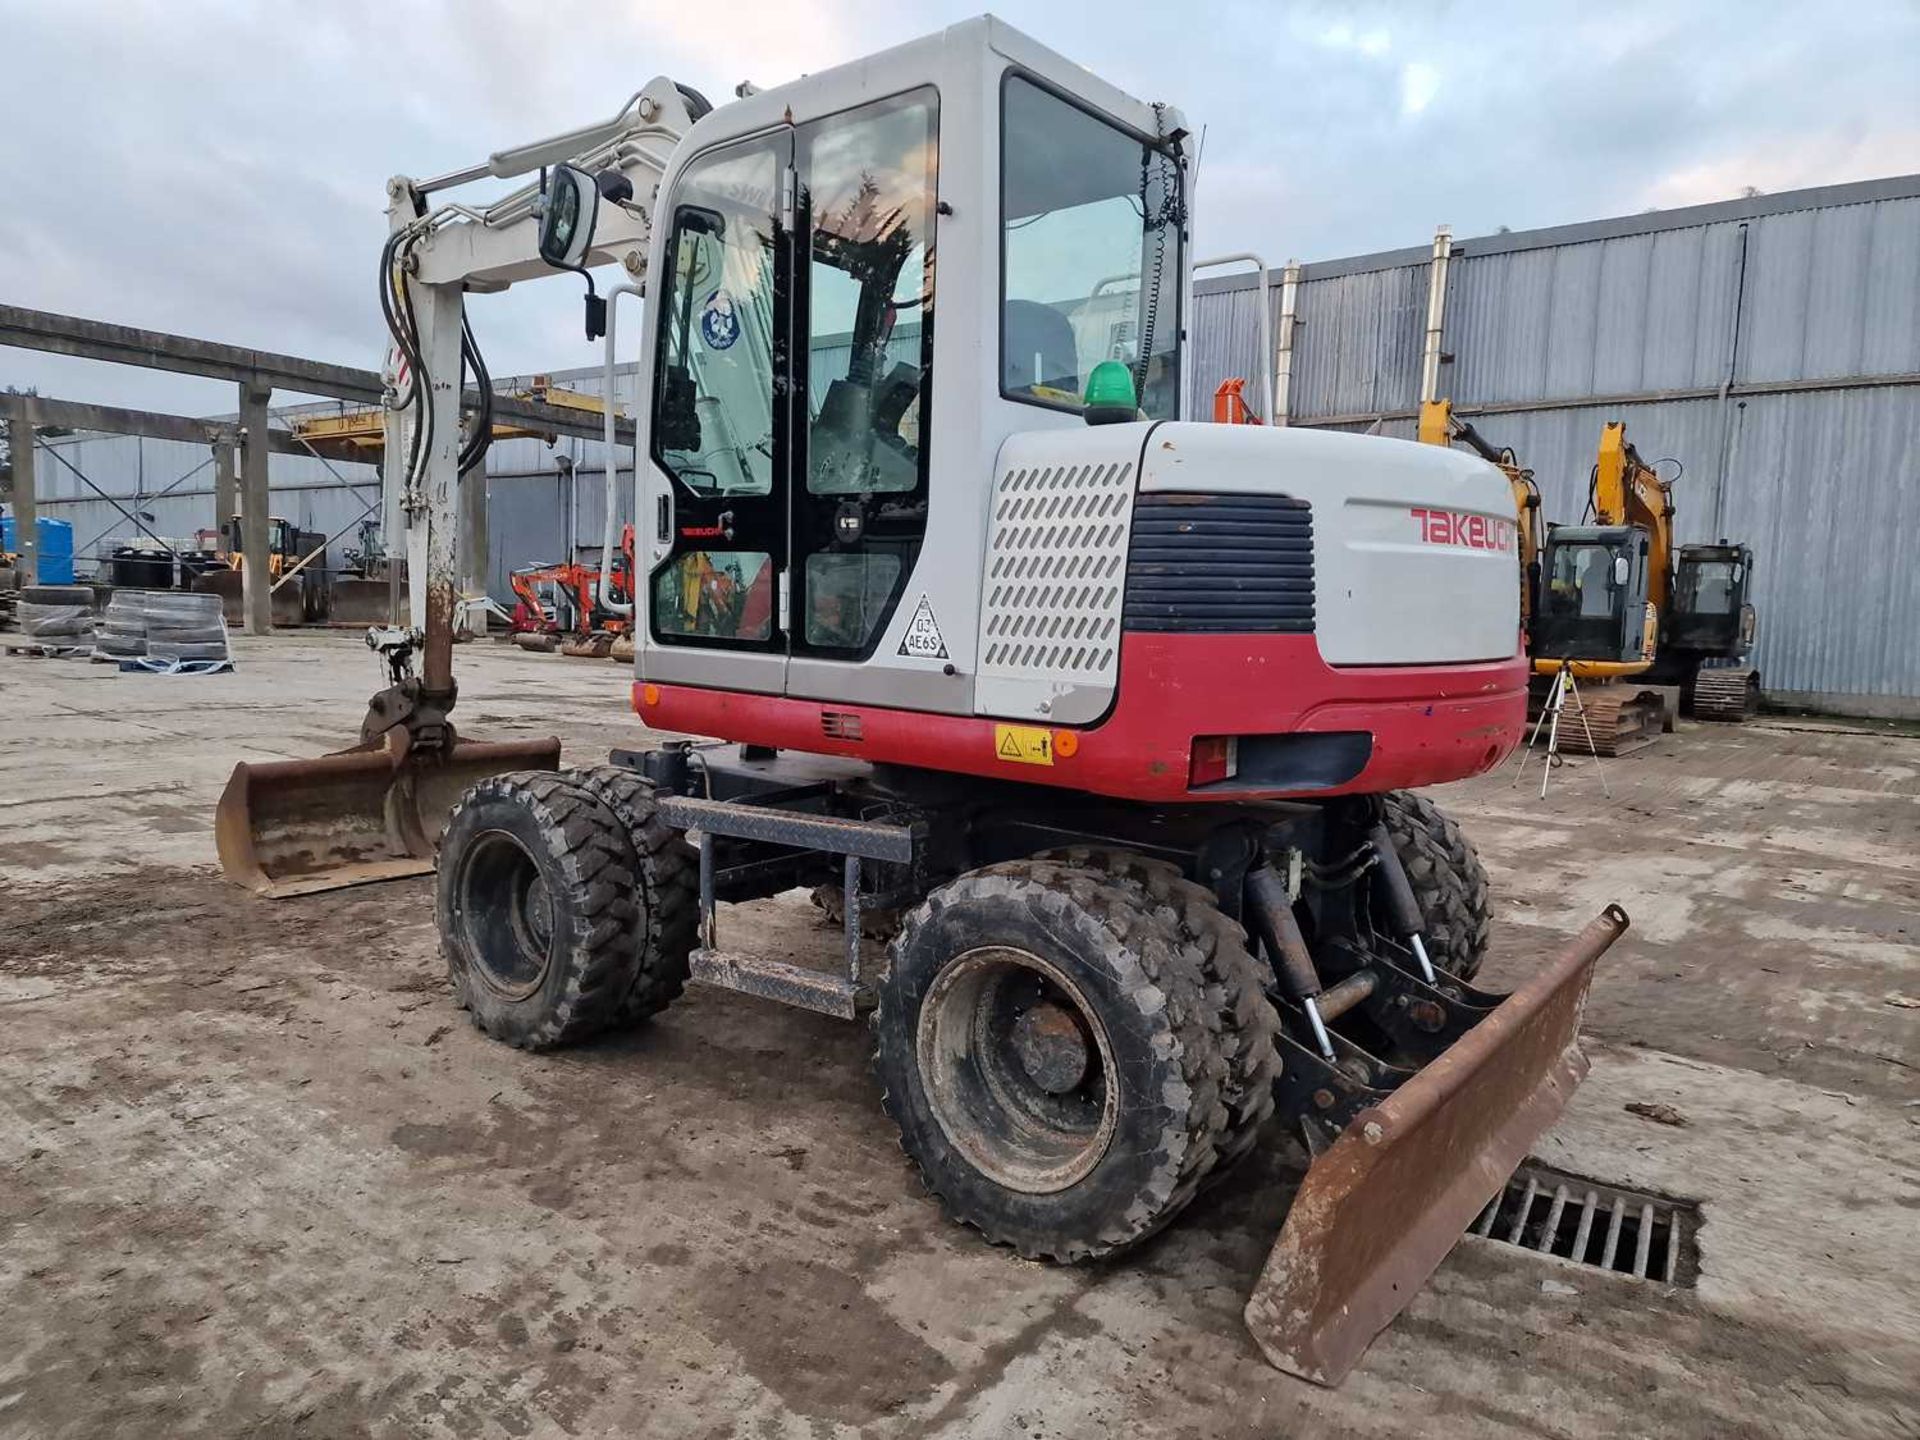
[1001,76,1183,419]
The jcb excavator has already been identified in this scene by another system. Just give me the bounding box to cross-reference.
[215,17,1629,1385]
[1573,424,1760,721]
[1420,405,1760,749]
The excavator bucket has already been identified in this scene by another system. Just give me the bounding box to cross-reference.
[215,731,560,898]
[1245,904,1630,1386]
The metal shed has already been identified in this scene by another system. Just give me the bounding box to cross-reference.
[1190,174,1920,717]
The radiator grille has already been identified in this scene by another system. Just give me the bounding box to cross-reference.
[1123,493,1315,633]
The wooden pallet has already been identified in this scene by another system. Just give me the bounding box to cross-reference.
[5,643,91,659]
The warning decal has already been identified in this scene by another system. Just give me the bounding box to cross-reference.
[993,724,1054,766]
[897,594,949,659]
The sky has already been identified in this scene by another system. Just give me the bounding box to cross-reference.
[1,0,1916,415]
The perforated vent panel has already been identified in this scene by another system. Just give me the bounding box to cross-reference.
[976,457,1137,721]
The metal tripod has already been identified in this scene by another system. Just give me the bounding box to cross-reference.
[1512,661,1611,799]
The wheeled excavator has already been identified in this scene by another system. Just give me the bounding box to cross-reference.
[214,17,1630,1385]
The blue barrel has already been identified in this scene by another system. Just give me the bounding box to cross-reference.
[1,514,77,584]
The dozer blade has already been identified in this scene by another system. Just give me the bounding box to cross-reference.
[1245,903,1630,1386]
[215,732,560,898]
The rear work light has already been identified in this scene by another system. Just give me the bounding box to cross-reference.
[1190,735,1240,788]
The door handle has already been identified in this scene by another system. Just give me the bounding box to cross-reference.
[656,494,670,545]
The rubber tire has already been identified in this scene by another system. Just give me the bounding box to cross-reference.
[145,624,228,645]
[1037,847,1280,1178]
[437,771,640,1049]
[874,859,1230,1262]
[561,766,699,1023]
[21,585,93,607]
[1381,790,1493,982]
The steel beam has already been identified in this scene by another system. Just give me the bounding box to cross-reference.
[239,385,273,635]
[5,394,38,584]
[0,305,633,445]
[213,438,237,543]
[18,396,235,447]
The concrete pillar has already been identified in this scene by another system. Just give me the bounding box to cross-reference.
[5,394,36,585]
[457,456,488,637]
[213,435,238,550]
[239,383,273,635]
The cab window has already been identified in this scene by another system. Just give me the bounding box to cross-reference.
[653,140,782,497]
[802,89,937,497]
[1001,76,1184,418]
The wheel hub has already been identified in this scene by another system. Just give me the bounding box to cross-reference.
[915,946,1118,1195]
[1010,1000,1091,1094]
[457,828,555,1000]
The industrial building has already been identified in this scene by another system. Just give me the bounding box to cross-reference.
[1191,172,1920,718]
[11,172,1915,712]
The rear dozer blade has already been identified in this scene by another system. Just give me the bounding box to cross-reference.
[1245,904,1630,1386]
[215,731,560,898]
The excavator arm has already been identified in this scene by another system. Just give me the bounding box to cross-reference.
[1592,421,1675,614]
[218,82,702,897]
[1418,400,1543,638]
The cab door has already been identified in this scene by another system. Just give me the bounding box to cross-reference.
[785,89,938,697]
[642,129,795,693]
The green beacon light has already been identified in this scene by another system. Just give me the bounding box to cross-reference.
[1083,360,1137,426]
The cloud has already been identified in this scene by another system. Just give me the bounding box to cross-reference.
[1400,61,1441,117]
[0,0,1915,414]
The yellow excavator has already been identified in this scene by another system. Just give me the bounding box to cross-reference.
[1428,401,1681,748]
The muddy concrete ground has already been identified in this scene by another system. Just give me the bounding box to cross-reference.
[1,633,1915,1439]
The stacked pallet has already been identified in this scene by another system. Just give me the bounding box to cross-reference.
[94,590,230,663]
[12,584,97,653]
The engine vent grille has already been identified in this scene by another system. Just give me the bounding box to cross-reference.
[1123,492,1314,634]
[978,460,1135,680]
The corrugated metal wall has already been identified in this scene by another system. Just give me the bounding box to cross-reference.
[1190,175,1920,712]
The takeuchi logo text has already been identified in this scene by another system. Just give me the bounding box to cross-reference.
[1409,507,1515,552]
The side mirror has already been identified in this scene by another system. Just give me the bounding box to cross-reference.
[537,164,600,270]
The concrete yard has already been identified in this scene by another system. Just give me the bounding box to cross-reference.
[1,632,1915,1439]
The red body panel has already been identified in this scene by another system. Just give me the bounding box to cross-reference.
[636,633,1527,803]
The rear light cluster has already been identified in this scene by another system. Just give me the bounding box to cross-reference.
[1189,735,1240,788]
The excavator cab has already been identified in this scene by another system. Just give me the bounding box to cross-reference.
[1533,524,1653,665]
[1668,542,1756,657]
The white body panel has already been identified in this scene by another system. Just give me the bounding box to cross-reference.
[1138,423,1519,665]
[973,425,1150,724]
[631,18,1185,714]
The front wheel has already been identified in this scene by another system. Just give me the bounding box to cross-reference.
[873,860,1229,1262]
[436,772,640,1049]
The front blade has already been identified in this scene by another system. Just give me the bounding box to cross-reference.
[1244,904,1630,1386]
[215,735,560,898]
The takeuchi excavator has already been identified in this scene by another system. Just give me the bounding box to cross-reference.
[215,16,1630,1385]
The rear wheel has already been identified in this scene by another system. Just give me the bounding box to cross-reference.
[874,860,1229,1261]
[437,771,639,1049]
[1381,791,1492,981]
[1037,847,1280,1178]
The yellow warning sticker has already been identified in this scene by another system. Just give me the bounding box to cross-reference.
[994,724,1054,766]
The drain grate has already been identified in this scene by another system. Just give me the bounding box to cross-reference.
[1469,1164,1699,1286]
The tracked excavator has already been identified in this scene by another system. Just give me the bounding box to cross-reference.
[215,17,1629,1384]
[1420,405,1760,750]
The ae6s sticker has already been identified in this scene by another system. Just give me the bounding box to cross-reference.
[897,595,948,659]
